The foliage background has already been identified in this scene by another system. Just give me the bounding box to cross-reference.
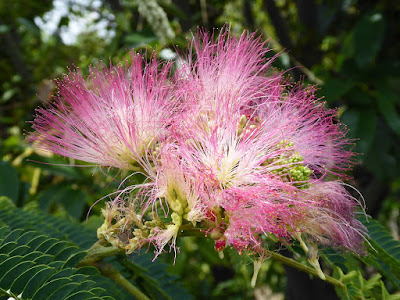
[1,0,399,299]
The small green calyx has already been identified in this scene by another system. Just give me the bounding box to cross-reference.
[289,165,313,182]
[264,140,313,188]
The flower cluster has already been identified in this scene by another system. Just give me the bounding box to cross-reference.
[29,28,366,275]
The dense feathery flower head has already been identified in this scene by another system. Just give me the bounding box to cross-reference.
[298,181,367,252]
[220,184,304,252]
[173,29,279,124]
[28,53,176,170]
[28,27,367,279]
[256,84,355,178]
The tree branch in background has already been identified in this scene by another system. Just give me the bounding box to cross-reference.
[295,0,318,30]
[243,0,255,31]
[294,0,321,67]
[263,0,293,49]
[200,0,208,26]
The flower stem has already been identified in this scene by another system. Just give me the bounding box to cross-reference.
[178,228,345,290]
[94,261,150,300]
[78,240,150,300]
[263,249,345,290]
[78,240,124,267]
[179,224,206,237]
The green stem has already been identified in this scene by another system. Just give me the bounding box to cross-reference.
[94,261,150,300]
[177,228,345,290]
[78,240,150,299]
[263,249,345,290]
[120,258,171,299]
[78,240,124,267]
[179,224,206,237]
[81,231,345,296]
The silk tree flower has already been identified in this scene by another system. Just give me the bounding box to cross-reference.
[139,146,209,258]
[299,181,366,250]
[28,27,367,277]
[28,53,176,170]
[149,28,366,258]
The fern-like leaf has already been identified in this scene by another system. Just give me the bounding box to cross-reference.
[0,225,115,299]
[0,197,193,299]
[360,217,400,289]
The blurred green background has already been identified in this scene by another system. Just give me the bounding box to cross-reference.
[1,0,399,299]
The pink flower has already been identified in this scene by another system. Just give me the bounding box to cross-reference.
[161,27,365,254]
[221,183,304,253]
[28,53,175,170]
[298,181,367,253]
[28,27,366,261]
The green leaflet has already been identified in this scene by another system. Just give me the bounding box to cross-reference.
[332,267,400,300]
[0,198,193,300]
[320,250,400,300]
[0,225,111,300]
[360,217,400,289]
[320,215,400,299]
